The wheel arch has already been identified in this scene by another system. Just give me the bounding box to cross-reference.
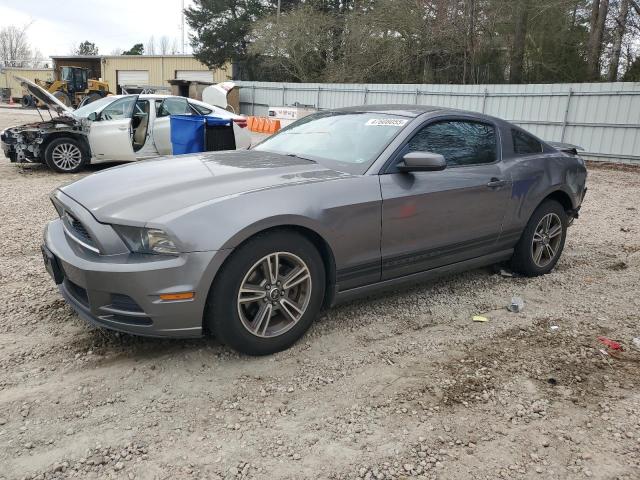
[543,189,574,213]
[40,132,91,161]
[210,223,338,313]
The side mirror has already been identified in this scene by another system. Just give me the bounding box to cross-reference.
[87,112,98,121]
[397,151,446,172]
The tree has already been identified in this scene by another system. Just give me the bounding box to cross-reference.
[587,0,610,79]
[158,36,176,55]
[519,0,590,83]
[0,24,33,67]
[510,0,530,83]
[609,0,631,80]
[185,0,271,79]
[75,40,99,56]
[189,0,639,84]
[251,5,338,81]
[122,43,144,55]
[146,36,156,55]
[622,54,640,80]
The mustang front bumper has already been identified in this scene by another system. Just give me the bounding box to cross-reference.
[43,218,229,337]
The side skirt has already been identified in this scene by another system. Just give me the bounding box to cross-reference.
[332,249,513,306]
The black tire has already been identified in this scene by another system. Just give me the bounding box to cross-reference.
[52,91,72,108]
[80,92,102,108]
[44,137,88,173]
[21,95,34,108]
[206,230,325,355]
[511,199,568,277]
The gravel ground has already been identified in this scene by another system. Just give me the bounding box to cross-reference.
[1,108,639,480]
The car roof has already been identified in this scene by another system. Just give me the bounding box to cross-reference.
[334,104,508,124]
[102,94,194,100]
[334,104,447,117]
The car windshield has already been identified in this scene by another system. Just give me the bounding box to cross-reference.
[253,111,410,174]
[72,97,118,118]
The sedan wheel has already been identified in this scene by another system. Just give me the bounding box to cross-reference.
[51,143,82,171]
[238,252,312,338]
[512,199,567,276]
[44,138,87,173]
[207,230,325,355]
[531,213,563,268]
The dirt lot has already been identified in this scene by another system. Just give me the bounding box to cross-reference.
[0,107,639,480]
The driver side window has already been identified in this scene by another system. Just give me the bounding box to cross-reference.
[100,97,136,121]
[407,120,497,166]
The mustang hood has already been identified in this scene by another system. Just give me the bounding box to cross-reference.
[59,150,351,224]
[16,76,74,114]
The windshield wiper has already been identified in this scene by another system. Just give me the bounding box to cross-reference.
[285,153,316,163]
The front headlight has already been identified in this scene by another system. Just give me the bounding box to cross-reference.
[113,225,179,255]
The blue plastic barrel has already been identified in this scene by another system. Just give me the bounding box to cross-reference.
[205,117,232,127]
[170,115,232,155]
[170,115,205,154]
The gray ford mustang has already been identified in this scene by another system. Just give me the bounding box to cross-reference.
[42,105,587,354]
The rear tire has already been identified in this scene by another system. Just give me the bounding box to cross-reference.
[511,199,567,276]
[205,230,325,355]
[44,137,88,173]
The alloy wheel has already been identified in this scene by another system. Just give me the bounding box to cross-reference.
[531,212,563,268]
[237,252,312,338]
[51,143,82,171]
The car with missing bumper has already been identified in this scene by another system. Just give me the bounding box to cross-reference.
[1,76,251,173]
[41,105,587,355]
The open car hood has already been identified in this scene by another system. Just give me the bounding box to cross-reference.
[15,75,74,114]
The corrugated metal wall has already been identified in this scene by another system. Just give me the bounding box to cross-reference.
[0,68,54,98]
[237,81,640,163]
[102,56,230,91]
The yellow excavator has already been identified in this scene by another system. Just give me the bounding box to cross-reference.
[23,66,111,109]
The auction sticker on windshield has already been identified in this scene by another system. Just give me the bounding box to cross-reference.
[365,118,408,127]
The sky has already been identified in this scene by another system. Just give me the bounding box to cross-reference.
[0,0,195,58]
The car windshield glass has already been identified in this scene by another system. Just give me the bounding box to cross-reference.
[72,97,118,118]
[253,111,410,174]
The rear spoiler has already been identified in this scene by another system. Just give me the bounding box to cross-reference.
[547,141,583,155]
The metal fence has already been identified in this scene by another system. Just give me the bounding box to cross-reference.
[236,81,640,163]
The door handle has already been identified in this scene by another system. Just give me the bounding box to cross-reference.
[117,126,128,131]
[487,178,507,188]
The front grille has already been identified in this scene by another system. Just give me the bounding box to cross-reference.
[110,294,144,313]
[66,280,89,307]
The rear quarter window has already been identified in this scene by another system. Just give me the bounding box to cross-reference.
[512,129,543,155]
[190,103,213,115]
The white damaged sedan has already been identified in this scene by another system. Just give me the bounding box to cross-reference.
[0,77,251,173]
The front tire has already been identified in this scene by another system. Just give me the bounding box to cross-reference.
[44,137,88,173]
[80,92,102,107]
[52,91,72,108]
[511,199,567,276]
[206,231,325,355]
